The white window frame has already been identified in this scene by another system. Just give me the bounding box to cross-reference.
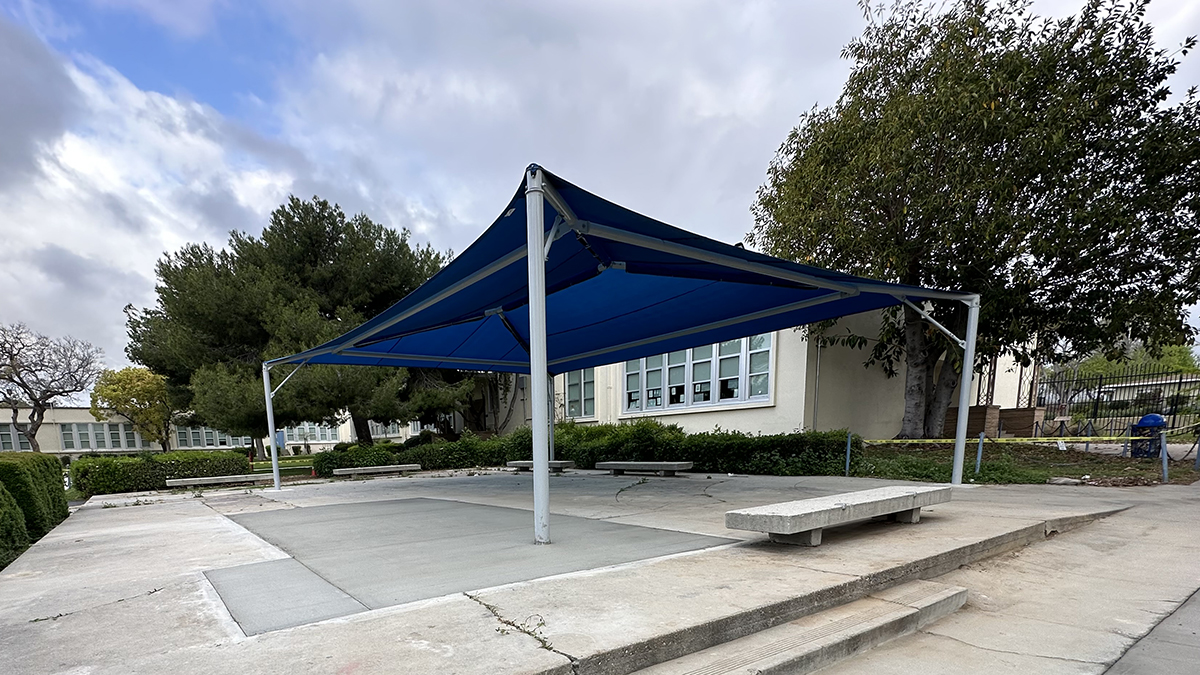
[620,333,775,416]
[564,367,596,419]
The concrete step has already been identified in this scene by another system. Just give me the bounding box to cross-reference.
[634,580,966,675]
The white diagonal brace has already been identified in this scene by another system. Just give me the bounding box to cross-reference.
[898,297,966,350]
[574,220,860,294]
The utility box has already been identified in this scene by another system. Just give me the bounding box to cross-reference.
[1130,413,1166,458]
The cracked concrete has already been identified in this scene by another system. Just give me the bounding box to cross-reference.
[3,471,1198,674]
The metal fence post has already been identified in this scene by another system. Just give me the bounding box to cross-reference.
[1160,431,1169,484]
[1122,425,1131,458]
[844,430,852,477]
[975,432,985,475]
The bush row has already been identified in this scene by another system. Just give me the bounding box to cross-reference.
[320,420,861,478]
[70,451,252,497]
[0,452,69,570]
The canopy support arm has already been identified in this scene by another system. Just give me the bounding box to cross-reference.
[573,220,860,295]
[271,359,311,397]
[527,167,551,544]
[951,295,981,485]
[898,297,966,350]
[262,364,281,491]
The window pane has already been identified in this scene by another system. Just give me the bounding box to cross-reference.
[204,429,215,446]
[693,381,711,403]
[750,373,769,397]
[692,361,711,382]
[109,424,122,447]
[692,345,712,360]
[1,425,12,450]
[125,426,136,446]
[626,372,640,410]
[719,377,739,400]
[719,339,741,356]
[749,333,770,351]
[750,352,769,374]
[668,350,686,365]
[583,367,594,383]
[583,398,594,416]
[93,424,107,448]
[79,425,91,449]
[625,360,640,373]
[646,369,662,388]
[568,371,580,386]
[646,369,662,408]
[719,356,739,378]
[626,372,639,391]
[178,429,188,447]
[192,430,202,446]
[646,354,663,368]
[626,390,640,410]
[61,426,74,450]
[668,365,684,385]
[583,381,594,400]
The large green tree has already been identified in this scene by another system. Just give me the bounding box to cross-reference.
[126,196,456,445]
[750,0,1200,438]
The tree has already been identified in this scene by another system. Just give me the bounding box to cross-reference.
[0,323,103,452]
[90,367,177,451]
[126,196,451,446]
[750,0,1200,438]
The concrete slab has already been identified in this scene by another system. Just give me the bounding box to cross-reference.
[206,558,368,635]
[229,497,735,609]
[1106,588,1200,674]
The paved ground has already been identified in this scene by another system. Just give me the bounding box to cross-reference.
[1106,587,1200,674]
[1,469,1197,674]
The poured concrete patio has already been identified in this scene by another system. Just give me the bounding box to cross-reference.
[2,470,1198,674]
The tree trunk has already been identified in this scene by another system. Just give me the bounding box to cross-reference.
[898,304,929,438]
[351,414,374,445]
[10,405,43,452]
[923,306,968,439]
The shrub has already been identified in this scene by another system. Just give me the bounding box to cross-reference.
[0,452,69,539]
[70,451,252,496]
[0,481,31,570]
[313,443,397,477]
[403,429,436,448]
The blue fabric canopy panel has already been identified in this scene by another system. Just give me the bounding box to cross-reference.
[269,166,972,374]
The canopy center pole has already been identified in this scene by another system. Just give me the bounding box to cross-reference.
[526,166,551,544]
[262,363,282,491]
[951,295,981,485]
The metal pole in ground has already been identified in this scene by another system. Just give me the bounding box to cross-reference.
[975,431,985,475]
[844,430,852,477]
[1122,425,1131,458]
[525,166,551,545]
[951,295,981,485]
[1160,431,1169,484]
[262,364,281,491]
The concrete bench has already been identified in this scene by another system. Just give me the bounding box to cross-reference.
[332,464,421,477]
[725,485,952,546]
[166,474,274,487]
[506,460,576,473]
[595,461,693,477]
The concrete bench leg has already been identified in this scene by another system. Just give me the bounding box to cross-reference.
[769,529,822,546]
[610,469,624,476]
[888,507,921,524]
[659,470,676,477]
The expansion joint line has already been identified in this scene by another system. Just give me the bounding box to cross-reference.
[463,592,579,667]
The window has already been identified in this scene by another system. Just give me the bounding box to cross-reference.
[109,424,123,449]
[622,333,773,413]
[565,368,595,418]
[60,424,75,450]
[204,429,215,447]
[93,424,107,449]
[191,429,202,447]
[78,424,91,449]
[125,425,136,448]
[0,424,27,450]
[177,428,188,448]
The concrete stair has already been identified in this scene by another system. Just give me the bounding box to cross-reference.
[634,580,966,675]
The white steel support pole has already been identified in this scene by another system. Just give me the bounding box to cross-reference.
[262,364,281,491]
[526,168,551,544]
[951,296,981,485]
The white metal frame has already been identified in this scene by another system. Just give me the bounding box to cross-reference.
[260,167,983,542]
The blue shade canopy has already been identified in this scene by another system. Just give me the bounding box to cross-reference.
[269,166,972,375]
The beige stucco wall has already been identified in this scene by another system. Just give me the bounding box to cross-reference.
[2,407,162,456]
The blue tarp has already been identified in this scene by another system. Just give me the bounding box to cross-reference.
[269,166,970,374]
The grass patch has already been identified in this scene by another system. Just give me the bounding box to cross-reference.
[859,441,1200,486]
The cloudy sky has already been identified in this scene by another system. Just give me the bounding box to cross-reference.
[1,0,1197,370]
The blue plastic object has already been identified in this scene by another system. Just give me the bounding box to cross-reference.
[1134,413,1166,429]
[1131,413,1167,458]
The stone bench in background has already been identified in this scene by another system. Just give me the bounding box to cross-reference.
[332,464,421,477]
[166,474,274,488]
[594,461,693,477]
[506,460,576,473]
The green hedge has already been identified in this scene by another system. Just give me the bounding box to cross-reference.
[0,452,69,540]
[321,421,860,478]
[0,481,30,570]
[70,451,252,497]
[312,443,399,477]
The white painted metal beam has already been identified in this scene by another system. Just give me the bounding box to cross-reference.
[951,295,981,485]
[526,168,551,544]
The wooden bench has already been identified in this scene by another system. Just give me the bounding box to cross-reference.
[725,485,952,546]
[332,464,421,477]
[166,474,274,488]
[595,461,693,477]
[506,460,576,473]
